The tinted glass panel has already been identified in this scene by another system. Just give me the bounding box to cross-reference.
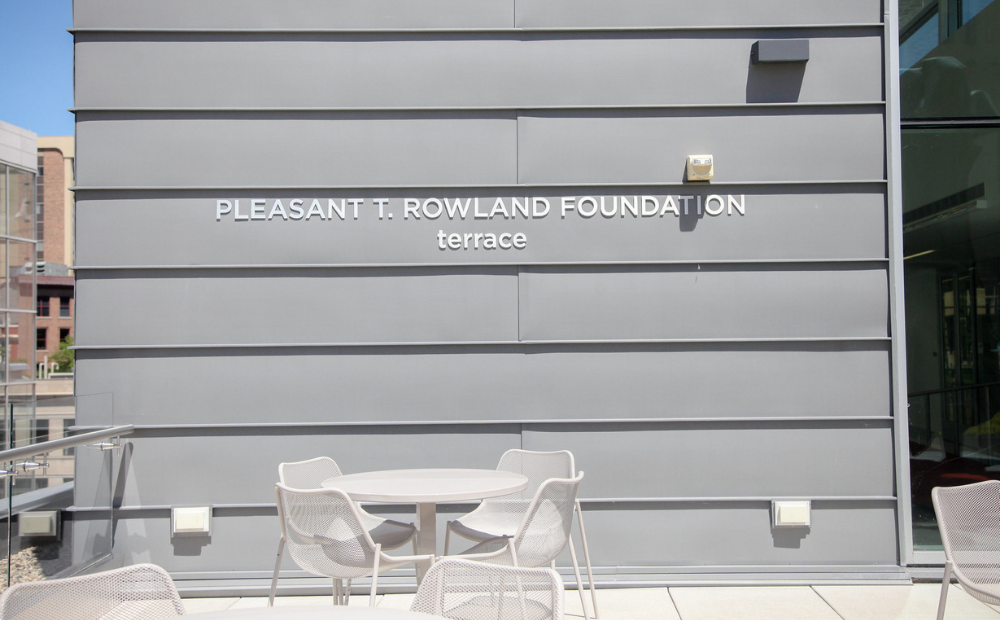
[900,1,1000,118]
[6,168,34,241]
[900,13,939,73]
[904,126,1000,548]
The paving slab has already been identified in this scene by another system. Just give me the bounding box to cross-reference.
[379,593,417,610]
[669,586,841,620]
[814,583,1000,620]
[580,587,677,620]
[182,598,240,614]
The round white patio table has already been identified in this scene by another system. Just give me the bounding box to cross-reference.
[322,468,528,578]
[186,606,442,619]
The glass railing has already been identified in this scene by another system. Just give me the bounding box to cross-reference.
[909,381,1000,549]
[0,392,131,591]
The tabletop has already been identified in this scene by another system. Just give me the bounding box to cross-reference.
[185,606,442,620]
[322,468,528,503]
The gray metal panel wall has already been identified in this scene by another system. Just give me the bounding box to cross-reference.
[74,188,887,266]
[72,0,902,585]
[74,33,883,108]
[73,0,880,30]
[74,345,891,427]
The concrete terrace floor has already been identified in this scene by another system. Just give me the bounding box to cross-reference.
[181,583,1000,619]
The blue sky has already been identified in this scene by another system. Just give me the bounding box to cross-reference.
[0,1,74,136]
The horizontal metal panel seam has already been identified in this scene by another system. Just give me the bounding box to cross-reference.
[70,102,887,113]
[71,181,889,192]
[72,337,892,351]
[72,259,890,270]
[73,105,884,118]
[70,24,885,34]
[77,416,895,431]
[71,496,898,513]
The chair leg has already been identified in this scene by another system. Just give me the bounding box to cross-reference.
[576,500,599,619]
[937,561,953,620]
[568,538,590,620]
[370,546,382,607]
[269,536,285,607]
[333,578,340,605]
[444,522,452,556]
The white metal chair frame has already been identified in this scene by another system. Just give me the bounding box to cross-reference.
[0,563,185,620]
[455,472,588,619]
[932,480,1000,620]
[270,457,417,605]
[273,483,432,607]
[411,558,564,620]
[445,449,598,618]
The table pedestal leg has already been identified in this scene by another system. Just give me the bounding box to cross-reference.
[414,502,437,582]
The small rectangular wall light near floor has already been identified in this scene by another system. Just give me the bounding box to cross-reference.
[752,39,810,64]
[172,506,212,537]
[772,500,811,528]
[20,511,59,538]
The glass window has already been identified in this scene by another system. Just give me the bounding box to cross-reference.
[59,297,70,317]
[900,13,940,73]
[37,297,49,317]
[63,417,75,456]
[900,1,1000,119]
[6,167,34,240]
[903,126,1000,548]
[36,328,46,351]
[0,163,7,237]
[34,418,49,444]
[963,0,995,23]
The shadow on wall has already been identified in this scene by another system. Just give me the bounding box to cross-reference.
[746,58,806,103]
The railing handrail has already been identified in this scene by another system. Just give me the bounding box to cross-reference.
[909,381,1000,399]
[0,425,134,462]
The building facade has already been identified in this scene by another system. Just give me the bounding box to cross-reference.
[0,121,39,498]
[34,137,75,370]
[72,1,909,589]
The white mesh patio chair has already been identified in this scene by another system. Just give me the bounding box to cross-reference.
[932,480,1000,620]
[411,558,564,620]
[454,472,587,619]
[0,563,185,620]
[271,457,417,604]
[273,483,433,607]
[445,450,598,618]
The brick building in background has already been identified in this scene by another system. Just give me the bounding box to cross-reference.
[34,136,74,372]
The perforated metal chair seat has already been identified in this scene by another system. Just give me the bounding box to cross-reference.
[411,558,564,620]
[364,516,418,549]
[0,563,184,620]
[447,500,528,542]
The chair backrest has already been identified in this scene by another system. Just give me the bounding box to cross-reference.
[932,480,1000,593]
[0,563,185,620]
[278,456,344,489]
[275,483,379,579]
[496,450,574,501]
[510,472,584,568]
[411,558,564,620]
